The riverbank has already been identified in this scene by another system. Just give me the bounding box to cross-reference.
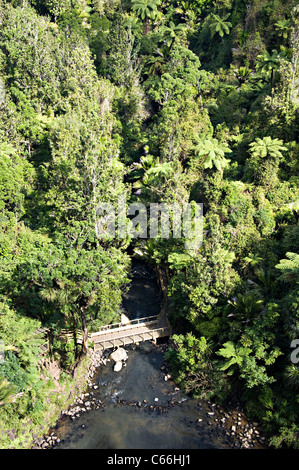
[28,349,103,449]
[0,352,91,449]
[36,340,269,450]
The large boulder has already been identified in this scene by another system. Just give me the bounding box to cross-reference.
[121,313,130,325]
[110,347,128,363]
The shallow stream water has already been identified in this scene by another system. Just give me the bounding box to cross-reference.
[54,341,237,449]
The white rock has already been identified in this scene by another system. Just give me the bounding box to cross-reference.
[114,361,123,372]
[110,348,128,363]
[121,313,130,325]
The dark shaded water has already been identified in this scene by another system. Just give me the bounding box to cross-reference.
[53,261,235,449]
[121,260,163,320]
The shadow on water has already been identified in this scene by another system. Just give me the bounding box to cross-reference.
[121,260,163,320]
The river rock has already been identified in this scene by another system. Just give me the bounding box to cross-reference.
[114,361,123,372]
[140,341,152,353]
[110,348,128,363]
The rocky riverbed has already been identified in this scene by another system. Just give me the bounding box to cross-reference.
[35,341,269,450]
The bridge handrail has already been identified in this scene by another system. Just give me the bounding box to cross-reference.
[89,319,160,339]
[91,325,172,344]
[91,315,159,334]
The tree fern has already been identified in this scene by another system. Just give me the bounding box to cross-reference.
[0,378,17,405]
[159,21,187,48]
[143,161,174,184]
[209,13,232,38]
[194,137,231,171]
[132,0,161,21]
[249,136,287,161]
[284,364,299,390]
[276,252,299,282]
[256,50,280,90]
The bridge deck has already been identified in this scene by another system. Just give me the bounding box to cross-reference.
[90,312,171,351]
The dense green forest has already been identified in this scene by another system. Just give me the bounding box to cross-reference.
[0,0,298,449]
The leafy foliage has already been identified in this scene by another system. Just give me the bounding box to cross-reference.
[0,0,298,449]
[276,252,299,282]
[165,333,229,400]
[194,137,232,171]
[209,13,232,38]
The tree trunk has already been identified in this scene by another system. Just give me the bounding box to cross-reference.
[144,18,150,35]
[73,316,78,358]
[270,68,274,98]
[80,306,89,355]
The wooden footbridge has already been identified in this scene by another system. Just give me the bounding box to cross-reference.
[57,268,172,352]
[89,307,172,352]
[88,266,172,351]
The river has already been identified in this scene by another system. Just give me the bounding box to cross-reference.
[50,260,266,450]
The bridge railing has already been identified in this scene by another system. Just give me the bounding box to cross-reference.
[93,325,172,349]
[91,314,159,334]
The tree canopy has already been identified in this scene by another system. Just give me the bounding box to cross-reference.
[0,0,298,450]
